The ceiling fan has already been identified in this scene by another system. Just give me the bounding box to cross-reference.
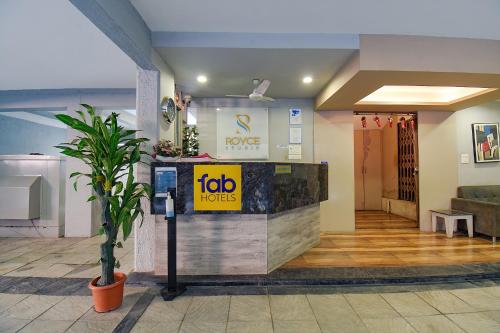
[226,79,275,102]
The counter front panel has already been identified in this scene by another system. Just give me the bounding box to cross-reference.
[151,162,327,215]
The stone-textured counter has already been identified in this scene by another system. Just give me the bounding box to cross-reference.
[151,161,327,215]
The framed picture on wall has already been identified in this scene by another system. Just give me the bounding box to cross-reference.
[472,123,500,163]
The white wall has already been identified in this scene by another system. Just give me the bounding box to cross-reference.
[455,101,500,186]
[314,111,355,232]
[190,98,314,163]
[152,50,177,142]
[417,111,458,231]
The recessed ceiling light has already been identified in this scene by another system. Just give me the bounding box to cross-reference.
[356,85,496,105]
[302,76,313,84]
[197,75,207,83]
[216,108,220,111]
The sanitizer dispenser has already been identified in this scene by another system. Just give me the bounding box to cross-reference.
[152,166,177,215]
[165,192,175,218]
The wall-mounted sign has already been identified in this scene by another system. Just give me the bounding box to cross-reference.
[193,164,241,211]
[217,108,269,159]
[275,164,292,174]
[289,108,302,125]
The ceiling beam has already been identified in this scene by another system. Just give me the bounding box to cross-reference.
[152,32,359,49]
[70,0,155,70]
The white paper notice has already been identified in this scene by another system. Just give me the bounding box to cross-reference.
[288,144,302,155]
[289,127,302,144]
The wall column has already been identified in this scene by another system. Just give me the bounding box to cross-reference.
[314,110,355,232]
[418,111,458,231]
[135,67,160,272]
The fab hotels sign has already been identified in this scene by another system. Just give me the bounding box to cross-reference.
[193,165,242,211]
[217,107,269,159]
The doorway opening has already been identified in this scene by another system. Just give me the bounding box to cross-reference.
[354,113,419,230]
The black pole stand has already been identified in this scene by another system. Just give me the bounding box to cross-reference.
[161,195,186,301]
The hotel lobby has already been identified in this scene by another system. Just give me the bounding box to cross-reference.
[1,0,500,332]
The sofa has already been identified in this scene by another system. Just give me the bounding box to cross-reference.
[451,185,500,243]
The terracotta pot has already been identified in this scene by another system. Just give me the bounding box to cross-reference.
[88,272,127,313]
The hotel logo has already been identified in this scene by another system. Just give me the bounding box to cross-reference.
[193,165,242,211]
[225,114,261,148]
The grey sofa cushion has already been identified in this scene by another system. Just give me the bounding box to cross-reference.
[457,186,500,204]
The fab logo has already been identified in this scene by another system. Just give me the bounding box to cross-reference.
[193,165,241,211]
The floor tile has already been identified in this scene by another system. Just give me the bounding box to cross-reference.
[318,320,369,333]
[226,320,273,333]
[184,296,230,323]
[0,317,30,332]
[450,288,500,311]
[345,294,400,319]
[0,293,30,313]
[405,315,465,333]
[362,317,416,333]
[130,320,181,333]
[381,293,439,317]
[447,312,500,333]
[139,296,192,322]
[269,295,315,321]
[475,286,500,298]
[179,321,226,333]
[39,296,93,321]
[307,294,367,332]
[18,319,74,333]
[0,294,63,320]
[0,262,26,275]
[66,320,119,333]
[273,320,321,333]
[480,310,500,324]
[415,291,476,314]
[229,295,271,322]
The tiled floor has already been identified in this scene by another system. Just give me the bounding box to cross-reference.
[2,233,500,332]
[0,235,134,279]
[3,285,500,332]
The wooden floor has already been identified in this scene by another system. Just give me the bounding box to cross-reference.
[282,210,500,268]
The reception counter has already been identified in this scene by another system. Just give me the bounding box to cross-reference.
[151,161,327,275]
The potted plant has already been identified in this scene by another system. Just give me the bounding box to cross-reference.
[55,104,151,312]
[153,139,182,161]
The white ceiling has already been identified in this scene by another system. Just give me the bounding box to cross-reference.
[0,0,136,90]
[131,0,500,40]
[157,47,355,98]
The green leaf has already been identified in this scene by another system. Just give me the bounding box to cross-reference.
[73,181,78,191]
[122,220,133,241]
[80,104,95,118]
[116,241,123,248]
[75,110,86,122]
[114,182,123,195]
[87,195,97,202]
[98,226,105,235]
[115,260,121,269]
[55,114,98,136]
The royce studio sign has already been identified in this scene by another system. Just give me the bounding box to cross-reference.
[216,107,269,159]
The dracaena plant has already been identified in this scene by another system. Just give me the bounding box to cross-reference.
[55,104,151,286]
